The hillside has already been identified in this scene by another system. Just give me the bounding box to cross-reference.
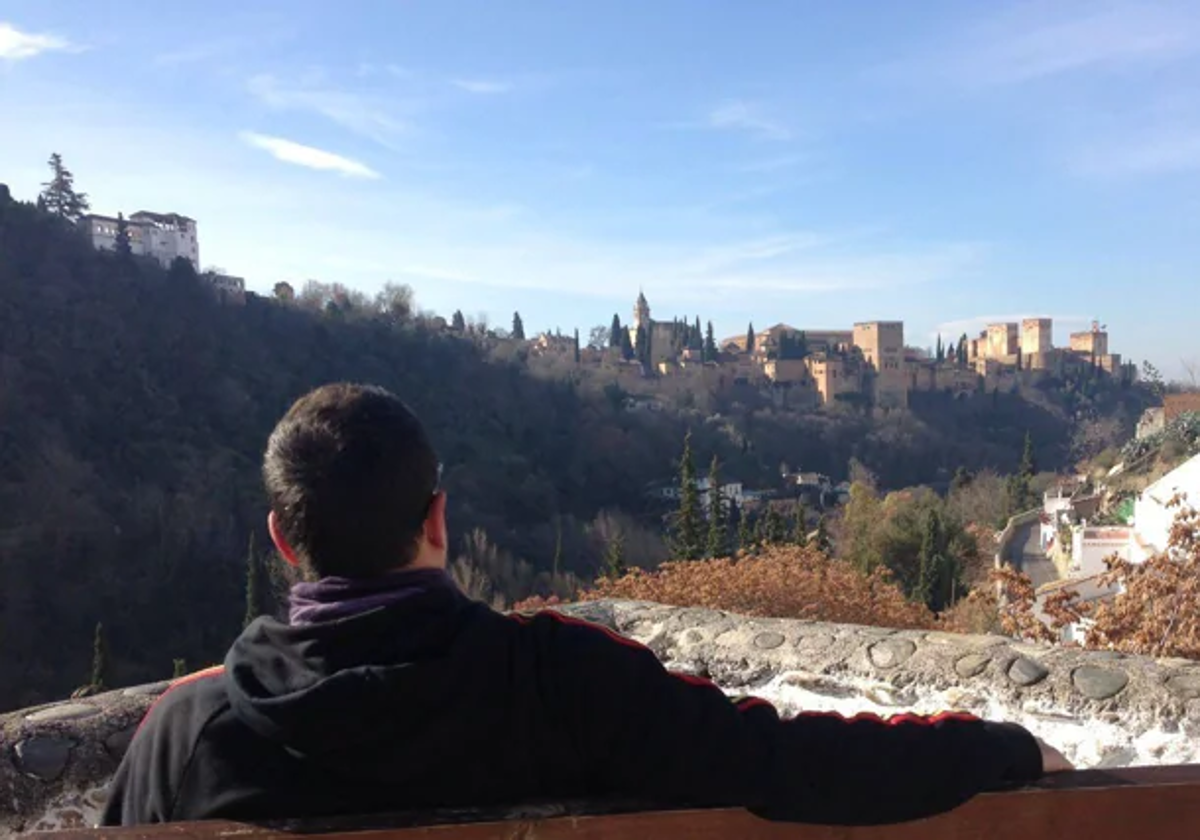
[0,186,1153,709]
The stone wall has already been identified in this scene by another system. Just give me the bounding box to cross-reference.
[3,601,1199,834]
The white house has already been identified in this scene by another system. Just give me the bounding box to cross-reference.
[1131,451,1200,561]
[1069,526,1134,577]
[81,211,199,269]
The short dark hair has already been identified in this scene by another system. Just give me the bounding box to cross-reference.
[263,383,440,579]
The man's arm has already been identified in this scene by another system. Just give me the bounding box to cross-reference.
[100,722,172,826]
[100,667,227,826]
[533,613,1047,825]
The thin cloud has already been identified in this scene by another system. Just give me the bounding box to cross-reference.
[881,2,1200,89]
[1074,128,1200,178]
[707,100,792,140]
[736,153,808,173]
[240,132,381,179]
[452,78,512,95]
[155,38,242,66]
[0,22,73,61]
[246,73,412,148]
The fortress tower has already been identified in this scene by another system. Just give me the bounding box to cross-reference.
[853,321,908,408]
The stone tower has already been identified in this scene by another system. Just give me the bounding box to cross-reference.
[633,291,650,333]
[1021,318,1052,356]
[853,321,908,408]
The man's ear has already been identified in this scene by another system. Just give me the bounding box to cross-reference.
[268,510,300,567]
[423,493,448,551]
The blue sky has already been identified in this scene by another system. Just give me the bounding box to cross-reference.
[2,1,1198,379]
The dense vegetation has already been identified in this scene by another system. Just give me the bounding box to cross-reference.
[0,180,1155,709]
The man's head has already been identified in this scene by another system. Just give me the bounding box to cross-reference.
[263,383,446,580]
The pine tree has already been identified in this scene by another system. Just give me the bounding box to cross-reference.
[91,621,108,690]
[511,312,526,341]
[40,152,90,221]
[244,532,261,630]
[602,533,627,579]
[609,314,622,348]
[746,323,755,353]
[573,328,581,364]
[451,310,466,332]
[671,431,703,560]
[704,321,717,363]
[705,456,728,558]
[814,515,832,555]
[172,659,187,679]
[114,212,133,259]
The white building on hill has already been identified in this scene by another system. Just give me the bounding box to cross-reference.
[81,211,199,269]
[1131,452,1200,561]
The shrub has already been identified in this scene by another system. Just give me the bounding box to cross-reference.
[570,546,935,629]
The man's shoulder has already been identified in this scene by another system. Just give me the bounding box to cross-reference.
[138,666,229,736]
[503,607,653,658]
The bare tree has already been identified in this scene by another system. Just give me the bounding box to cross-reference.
[587,325,610,351]
[1181,357,1199,391]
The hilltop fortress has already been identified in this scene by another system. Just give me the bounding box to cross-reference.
[578,293,1133,410]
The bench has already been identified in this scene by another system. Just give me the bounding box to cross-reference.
[37,765,1200,838]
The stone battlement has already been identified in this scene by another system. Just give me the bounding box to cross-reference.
[2,600,1198,833]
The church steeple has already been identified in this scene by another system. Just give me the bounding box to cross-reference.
[634,290,650,329]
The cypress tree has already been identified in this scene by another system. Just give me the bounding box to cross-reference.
[511,311,526,341]
[935,335,944,363]
[705,456,727,558]
[792,500,809,546]
[609,313,622,347]
[917,509,942,610]
[746,323,755,353]
[738,512,755,554]
[635,324,648,365]
[671,431,703,560]
[451,310,466,332]
[704,321,717,363]
[814,515,832,555]
[552,520,563,578]
[114,212,133,259]
[620,326,635,360]
[602,533,627,579]
[91,621,108,690]
[761,504,787,545]
[727,498,743,553]
[573,328,581,364]
[243,532,260,630]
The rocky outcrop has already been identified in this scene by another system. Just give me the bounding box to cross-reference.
[3,601,1199,834]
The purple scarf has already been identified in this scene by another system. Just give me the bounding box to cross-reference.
[288,568,451,626]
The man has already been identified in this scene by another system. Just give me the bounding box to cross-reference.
[104,382,1070,827]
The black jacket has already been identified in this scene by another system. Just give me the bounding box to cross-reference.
[102,581,1043,826]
